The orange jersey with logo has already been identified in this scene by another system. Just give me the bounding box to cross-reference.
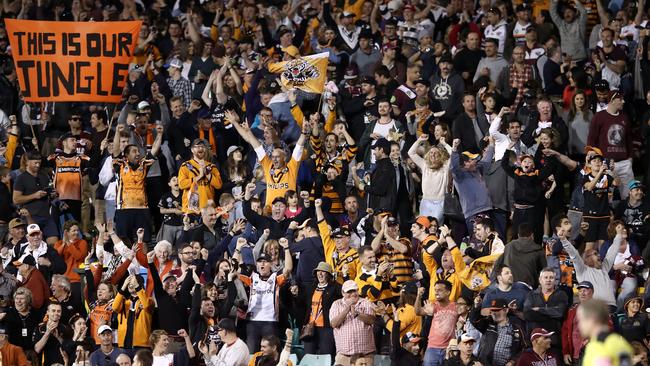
[261,156,300,208]
[114,158,152,209]
[49,154,88,201]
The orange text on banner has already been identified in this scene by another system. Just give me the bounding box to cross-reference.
[5,19,142,103]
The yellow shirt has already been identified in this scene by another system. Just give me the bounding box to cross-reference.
[422,247,466,302]
[582,332,632,366]
[318,219,359,283]
[385,304,422,340]
[177,159,223,214]
[258,148,301,208]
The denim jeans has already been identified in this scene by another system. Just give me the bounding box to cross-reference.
[424,347,446,366]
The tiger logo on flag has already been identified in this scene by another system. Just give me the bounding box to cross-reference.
[281,58,321,86]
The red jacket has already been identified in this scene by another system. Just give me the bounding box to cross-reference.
[561,303,613,358]
[21,268,50,310]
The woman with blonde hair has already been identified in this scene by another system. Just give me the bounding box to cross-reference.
[150,328,195,365]
[407,133,452,223]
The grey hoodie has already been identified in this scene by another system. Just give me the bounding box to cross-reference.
[501,237,547,288]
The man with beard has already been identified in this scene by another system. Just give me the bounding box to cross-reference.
[323,7,361,53]
[473,39,508,84]
[471,298,528,366]
[614,180,650,252]
[248,331,295,366]
[342,76,379,141]
[111,123,164,243]
[189,271,218,344]
[430,55,465,123]
[484,7,508,55]
[178,138,223,216]
[358,100,404,166]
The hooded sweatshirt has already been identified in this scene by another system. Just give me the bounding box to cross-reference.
[501,237,547,288]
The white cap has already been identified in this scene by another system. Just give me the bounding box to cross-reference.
[137,101,150,111]
[97,325,113,335]
[26,224,41,235]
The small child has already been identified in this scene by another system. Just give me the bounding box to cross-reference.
[157,176,183,249]
[284,190,302,218]
[216,193,238,235]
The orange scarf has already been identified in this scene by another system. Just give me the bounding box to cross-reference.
[199,129,217,154]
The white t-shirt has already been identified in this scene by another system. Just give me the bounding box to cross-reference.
[370,120,396,163]
[152,354,174,366]
[208,338,250,366]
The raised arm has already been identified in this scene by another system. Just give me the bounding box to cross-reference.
[225,110,261,149]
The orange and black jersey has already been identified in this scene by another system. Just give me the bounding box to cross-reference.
[355,270,398,302]
[48,153,89,201]
[114,154,154,209]
[379,239,414,286]
[310,134,357,174]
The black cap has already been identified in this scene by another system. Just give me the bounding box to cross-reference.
[257,252,272,262]
[360,75,377,86]
[414,79,430,87]
[486,298,508,310]
[438,54,453,65]
[576,281,594,290]
[277,28,292,39]
[384,18,398,27]
[594,79,610,91]
[516,3,531,12]
[192,138,210,147]
[359,29,373,39]
[217,318,236,332]
[13,254,36,267]
[60,132,76,141]
[387,216,399,226]
[401,281,419,295]
[374,208,392,217]
[331,226,351,238]
[272,196,287,205]
[197,108,211,119]
[373,138,391,155]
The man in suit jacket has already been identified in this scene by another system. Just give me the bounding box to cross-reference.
[452,94,490,154]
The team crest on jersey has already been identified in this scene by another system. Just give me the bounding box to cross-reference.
[282,59,321,86]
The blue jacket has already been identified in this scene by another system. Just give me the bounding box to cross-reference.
[450,145,495,219]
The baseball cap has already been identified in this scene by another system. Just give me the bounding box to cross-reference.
[459,333,476,343]
[486,298,508,310]
[166,58,183,69]
[373,138,392,155]
[629,180,645,191]
[415,216,431,229]
[281,45,300,58]
[227,146,243,156]
[359,29,373,40]
[342,280,359,293]
[272,196,287,205]
[609,90,623,102]
[331,226,351,238]
[97,325,113,335]
[587,152,604,162]
[594,79,610,91]
[8,218,25,229]
[401,331,421,344]
[217,318,236,332]
[344,63,359,80]
[27,224,41,235]
[12,254,36,267]
[438,54,453,65]
[129,63,143,73]
[516,3,531,12]
[403,4,416,12]
[401,281,419,295]
[386,217,399,226]
[257,252,272,262]
[360,75,377,86]
[461,151,480,160]
[137,101,150,111]
[197,108,211,119]
[342,11,356,17]
[162,273,177,282]
[0,326,6,335]
[382,41,398,51]
[584,146,603,156]
[191,138,210,148]
[530,328,554,342]
[414,79,430,87]
[576,281,594,290]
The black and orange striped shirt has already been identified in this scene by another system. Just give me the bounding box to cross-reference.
[114,155,154,209]
[310,134,357,174]
[379,239,414,286]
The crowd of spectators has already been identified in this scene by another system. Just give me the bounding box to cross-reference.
[3,0,650,364]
